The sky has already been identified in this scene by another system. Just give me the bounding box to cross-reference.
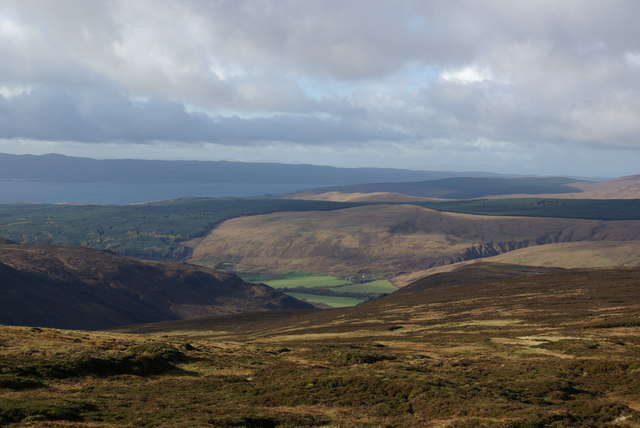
[0,0,639,177]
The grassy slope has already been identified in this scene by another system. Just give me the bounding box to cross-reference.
[292,176,584,199]
[248,271,351,289]
[1,197,638,262]
[284,292,367,308]
[334,279,397,293]
[292,175,640,201]
[480,174,640,200]
[189,204,640,276]
[2,266,629,427]
[289,191,441,202]
[392,241,640,286]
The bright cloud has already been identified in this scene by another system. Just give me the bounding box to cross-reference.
[440,66,493,84]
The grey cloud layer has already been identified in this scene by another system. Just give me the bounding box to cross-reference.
[0,88,407,144]
[0,0,639,150]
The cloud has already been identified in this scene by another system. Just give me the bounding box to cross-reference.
[0,87,411,145]
[0,0,639,174]
[440,66,494,85]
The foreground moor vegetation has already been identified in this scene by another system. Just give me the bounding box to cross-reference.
[1,266,638,427]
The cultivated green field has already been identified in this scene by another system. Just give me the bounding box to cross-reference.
[284,292,367,308]
[334,279,397,294]
[245,271,350,289]
[242,271,396,307]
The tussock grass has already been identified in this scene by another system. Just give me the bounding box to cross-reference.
[3,268,640,426]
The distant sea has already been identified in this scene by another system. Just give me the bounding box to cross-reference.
[0,180,324,204]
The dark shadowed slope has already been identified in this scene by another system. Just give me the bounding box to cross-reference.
[0,242,312,330]
[396,262,563,294]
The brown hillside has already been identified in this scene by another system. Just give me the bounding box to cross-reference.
[188,204,640,276]
[569,174,640,198]
[392,240,640,286]
[290,175,640,201]
[0,242,312,330]
[288,191,444,202]
[487,174,640,199]
[121,266,640,343]
[396,262,563,293]
[2,266,638,427]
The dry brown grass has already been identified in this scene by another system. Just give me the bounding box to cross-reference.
[287,191,447,202]
[3,267,639,427]
[188,204,640,277]
[393,241,640,286]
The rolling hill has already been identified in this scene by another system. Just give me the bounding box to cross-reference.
[1,196,638,264]
[187,204,640,277]
[0,241,312,330]
[392,241,640,286]
[289,191,441,203]
[0,198,360,260]
[285,176,585,199]
[289,174,640,201]
[482,174,640,199]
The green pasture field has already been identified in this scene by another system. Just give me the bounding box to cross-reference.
[333,279,397,294]
[241,271,397,308]
[244,270,351,289]
[283,292,367,308]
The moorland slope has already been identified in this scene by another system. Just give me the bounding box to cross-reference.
[188,204,640,276]
[90,266,640,426]
[2,265,638,426]
[392,240,640,286]
[289,174,640,201]
[484,174,640,199]
[0,242,312,329]
[289,191,440,202]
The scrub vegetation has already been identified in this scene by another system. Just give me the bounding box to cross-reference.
[0,198,359,260]
[2,266,639,427]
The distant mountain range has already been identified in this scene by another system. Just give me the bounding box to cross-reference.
[0,153,512,184]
